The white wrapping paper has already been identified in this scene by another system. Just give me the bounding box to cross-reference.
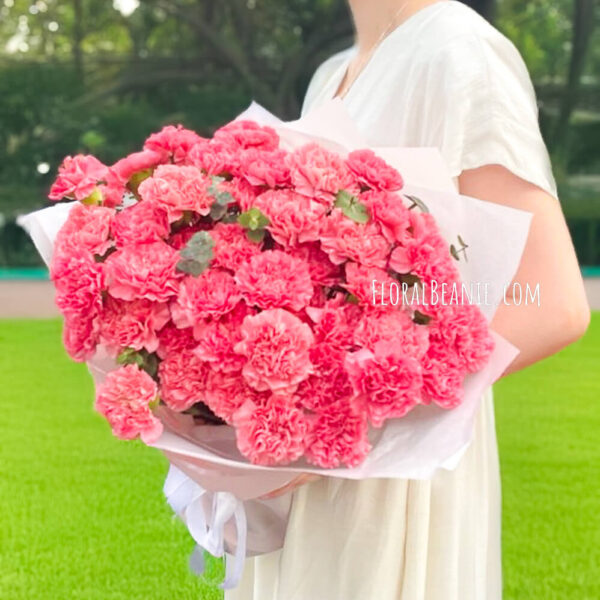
[19,100,531,582]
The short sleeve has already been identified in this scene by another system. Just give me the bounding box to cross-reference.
[427,31,558,200]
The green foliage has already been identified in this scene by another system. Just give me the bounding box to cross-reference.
[237,207,270,230]
[0,0,598,266]
[177,230,215,276]
[334,189,370,223]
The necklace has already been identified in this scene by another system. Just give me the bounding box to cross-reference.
[336,2,412,99]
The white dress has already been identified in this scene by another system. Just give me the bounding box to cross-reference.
[226,2,558,599]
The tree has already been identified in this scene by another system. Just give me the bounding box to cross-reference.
[460,0,497,21]
[551,0,598,161]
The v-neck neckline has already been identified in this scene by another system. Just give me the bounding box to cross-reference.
[328,0,450,102]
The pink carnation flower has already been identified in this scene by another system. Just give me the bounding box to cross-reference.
[239,148,291,188]
[234,308,314,393]
[389,212,458,284]
[235,250,313,312]
[354,309,429,357]
[49,154,108,202]
[286,143,357,205]
[254,189,326,247]
[305,401,371,468]
[453,306,494,372]
[111,199,170,246]
[55,202,114,256]
[421,351,464,410]
[203,371,268,424]
[193,305,251,373]
[99,296,170,356]
[428,304,494,373]
[51,245,104,318]
[296,345,356,412]
[320,208,390,268]
[305,299,361,350]
[288,243,341,287]
[144,125,204,164]
[158,349,211,412]
[233,395,309,466]
[345,341,423,427]
[95,364,163,443]
[221,177,261,212]
[188,139,239,177]
[172,270,240,325]
[214,120,279,151]
[97,180,126,208]
[109,149,163,186]
[156,323,197,359]
[62,312,100,362]
[210,223,262,271]
[104,241,182,302]
[362,190,411,244]
[343,262,397,307]
[346,149,404,192]
[138,164,213,222]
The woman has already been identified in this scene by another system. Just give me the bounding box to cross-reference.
[226,1,590,598]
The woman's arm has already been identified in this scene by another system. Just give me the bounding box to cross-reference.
[458,164,591,375]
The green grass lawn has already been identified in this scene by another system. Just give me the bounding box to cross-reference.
[1,317,599,599]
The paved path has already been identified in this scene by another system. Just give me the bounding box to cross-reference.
[1,279,600,319]
[0,281,60,318]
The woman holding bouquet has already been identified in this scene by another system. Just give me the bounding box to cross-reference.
[227,0,589,599]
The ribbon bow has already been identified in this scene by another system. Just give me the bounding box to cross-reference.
[163,464,248,590]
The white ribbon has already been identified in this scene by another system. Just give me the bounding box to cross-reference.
[163,464,248,590]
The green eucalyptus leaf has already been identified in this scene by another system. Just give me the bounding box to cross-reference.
[208,175,234,207]
[116,347,136,365]
[449,244,460,261]
[215,190,234,206]
[238,207,270,230]
[334,189,355,209]
[209,202,227,221]
[343,201,369,224]
[116,347,144,367]
[246,228,266,243]
[177,258,208,277]
[405,194,429,213]
[179,231,215,262]
[209,175,226,186]
[335,189,370,223]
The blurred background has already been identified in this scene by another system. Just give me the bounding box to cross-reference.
[0,0,599,270]
[0,2,599,600]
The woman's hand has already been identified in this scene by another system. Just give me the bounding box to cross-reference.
[459,164,590,375]
[258,473,322,500]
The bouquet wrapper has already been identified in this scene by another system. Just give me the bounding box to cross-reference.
[19,99,530,588]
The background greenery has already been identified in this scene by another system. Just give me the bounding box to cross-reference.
[0,0,599,267]
[1,316,598,599]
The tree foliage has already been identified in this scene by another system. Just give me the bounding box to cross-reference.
[0,0,598,265]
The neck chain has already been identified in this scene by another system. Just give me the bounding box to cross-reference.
[337,2,412,99]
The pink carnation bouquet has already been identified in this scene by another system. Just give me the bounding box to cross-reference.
[20,101,531,588]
